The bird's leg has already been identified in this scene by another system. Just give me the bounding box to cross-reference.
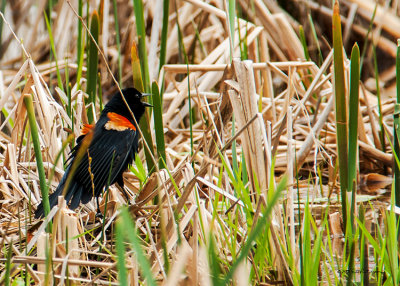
[116,175,131,204]
[116,183,131,204]
[95,196,103,219]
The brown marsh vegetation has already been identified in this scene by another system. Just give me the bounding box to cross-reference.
[0,0,399,284]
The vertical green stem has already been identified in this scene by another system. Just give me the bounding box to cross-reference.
[130,0,155,173]
[227,0,236,62]
[152,81,166,168]
[132,0,150,92]
[44,13,63,92]
[24,95,52,230]
[112,0,123,87]
[359,4,377,74]
[131,43,155,173]
[308,14,323,66]
[332,0,348,229]
[231,114,238,177]
[86,10,100,123]
[115,220,128,286]
[348,43,360,228]
[65,59,71,117]
[299,25,310,61]
[120,208,157,286]
[158,0,170,73]
[76,0,84,89]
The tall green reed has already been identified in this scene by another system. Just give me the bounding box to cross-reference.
[132,0,149,92]
[24,95,51,230]
[76,0,84,90]
[332,0,348,229]
[131,43,155,173]
[112,0,123,86]
[152,81,166,168]
[86,10,100,123]
[116,207,157,286]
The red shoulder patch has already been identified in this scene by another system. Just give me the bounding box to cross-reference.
[81,124,95,135]
[105,112,136,131]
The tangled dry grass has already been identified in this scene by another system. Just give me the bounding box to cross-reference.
[0,0,398,284]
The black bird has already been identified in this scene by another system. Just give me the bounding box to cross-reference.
[35,87,151,218]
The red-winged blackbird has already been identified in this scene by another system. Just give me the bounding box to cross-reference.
[35,88,151,218]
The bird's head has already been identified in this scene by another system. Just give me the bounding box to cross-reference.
[103,87,152,122]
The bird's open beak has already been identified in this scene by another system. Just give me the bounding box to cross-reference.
[140,93,153,107]
[142,101,153,107]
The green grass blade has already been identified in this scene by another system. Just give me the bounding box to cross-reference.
[3,240,12,285]
[237,16,248,60]
[97,72,103,112]
[358,205,369,284]
[360,3,377,73]
[293,149,305,285]
[132,0,150,92]
[355,217,383,264]
[65,59,72,118]
[115,220,128,286]
[86,10,100,123]
[112,0,123,86]
[131,43,145,92]
[130,155,147,183]
[158,0,170,73]
[231,114,238,177]
[332,0,348,229]
[348,43,360,226]
[223,176,287,283]
[208,233,223,286]
[397,40,400,104]
[44,12,63,92]
[76,0,84,89]
[228,0,235,62]
[386,189,399,284]
[308,14,323,65]
[310,216,326,283]
[152,81,166,168]
[346,237,356,286]
[24,95,51,230]
[302,195,311,281]
[131,43,155,173]
[119,207,157,286]
[299,25,310,61]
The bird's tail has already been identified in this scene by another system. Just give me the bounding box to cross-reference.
[34,165,72,218]
[34,164,88,218]
[34,184,64,218]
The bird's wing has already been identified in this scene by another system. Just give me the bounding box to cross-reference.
[66,125,138,208]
